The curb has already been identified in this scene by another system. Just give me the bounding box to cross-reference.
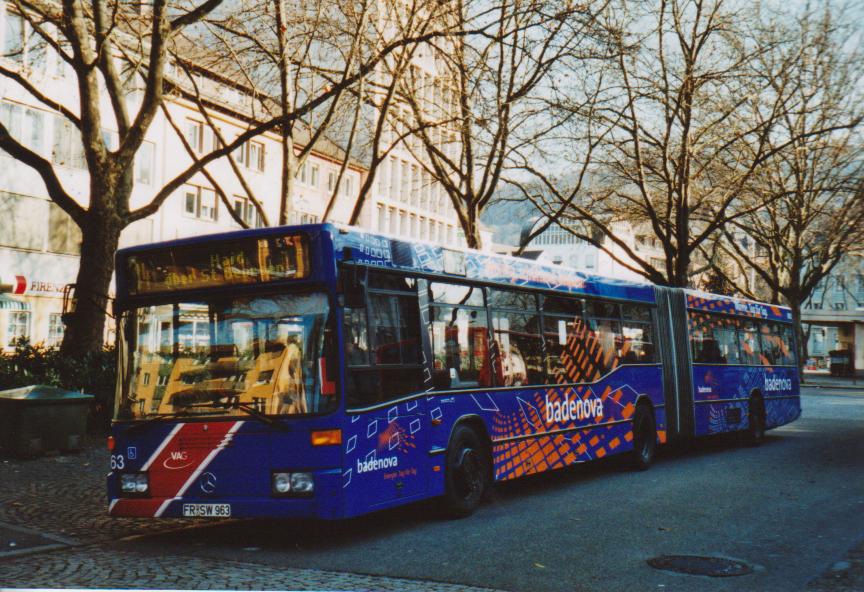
[802,383,864,391]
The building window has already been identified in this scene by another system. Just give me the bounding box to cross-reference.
[310,164,319,188]
[47,313,64,346]
[53,116,86,168]
[3,11,46,71]
[389,156,399,199]
[388,207,397,234]
[410,165,419,207]
[246,141,265,172]
[7,311,30,346]
[184,119,206,153]
[327,170,337,193]
[183,185,217,221]
[377,204,386,232]
[0,101,45,154]
[833,278,846,301]
[232,195,262,228]
[135,140,154,185]
[48,202,81,254]
[400,160,409,201]
[343,174,353,197]
[236,140,264,172]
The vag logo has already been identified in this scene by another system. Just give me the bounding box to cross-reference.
[162,450,193,470]
[764,376,792,392]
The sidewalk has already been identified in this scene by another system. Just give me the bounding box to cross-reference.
[801,373,864,391]
[0,441,500,591]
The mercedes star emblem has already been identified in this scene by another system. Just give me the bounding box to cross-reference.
[199,471,217,493]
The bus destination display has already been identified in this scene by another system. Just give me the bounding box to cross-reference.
[126,234,309,295]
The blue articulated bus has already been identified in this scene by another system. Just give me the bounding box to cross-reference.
[107,224,800,520]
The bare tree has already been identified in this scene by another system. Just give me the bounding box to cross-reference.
[0,0,469,355]
[374,0,610,249]
[528,0,860,286]
[705,4,864,364]
[199,0,383,225]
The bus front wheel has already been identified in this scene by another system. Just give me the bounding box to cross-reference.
[746,396,765,447]
[443,425,490,518]
[631,404,657,471]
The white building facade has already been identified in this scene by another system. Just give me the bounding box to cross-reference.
[524,222,665,282]
[802,256,864,376]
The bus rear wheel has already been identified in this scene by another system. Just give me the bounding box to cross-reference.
[746,396,765,447]
[443,425,490,518]
[630,404,656,471]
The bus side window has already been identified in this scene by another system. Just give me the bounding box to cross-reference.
[586,316,623,376]
[738,320,762,365]
[758,322,778,365]
[344,272,424,408]
[488,289,543,387]
[622,319,654,363]
[689,313,739,364]
[779,324,796,365]
[344,307,369,366]
[759,321,796,366]
[430,299,491,389]
[542,296,586,384]
[491,309,544,386]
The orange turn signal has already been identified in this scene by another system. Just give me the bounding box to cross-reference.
[107,436,116,452]
[311,429,342,446]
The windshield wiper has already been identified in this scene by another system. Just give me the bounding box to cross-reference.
[169,389,289,432]
[229,401,289,432]
[120,409,226,433]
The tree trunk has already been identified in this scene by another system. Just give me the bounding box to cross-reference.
[59,213,122,357]
[464,207,482,250]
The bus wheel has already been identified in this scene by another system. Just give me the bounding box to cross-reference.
[630,404,656,471]
[443,425,489,518]
[746,396,765,447]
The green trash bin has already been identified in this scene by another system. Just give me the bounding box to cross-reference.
[0,385,94,458]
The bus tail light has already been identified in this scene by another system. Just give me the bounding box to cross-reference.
[107,436,115,451]
[310,429,342,446]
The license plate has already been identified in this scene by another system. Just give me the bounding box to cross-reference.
[182,503,231,517]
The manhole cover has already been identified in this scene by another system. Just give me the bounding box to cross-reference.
[647,555,753,577]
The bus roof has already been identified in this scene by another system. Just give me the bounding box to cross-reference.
[116,223,657,304]
[116,225,794,319]
[684,289,793,323]
[328,223,656,304]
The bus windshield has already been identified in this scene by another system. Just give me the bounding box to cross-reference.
[117,292,336,420]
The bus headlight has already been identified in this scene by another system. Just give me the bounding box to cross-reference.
[290,472,314,494]
[120,473,149,495]
[272,472,314,496]
[272,472,291,494]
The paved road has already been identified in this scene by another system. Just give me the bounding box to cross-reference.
[2,389,863,591]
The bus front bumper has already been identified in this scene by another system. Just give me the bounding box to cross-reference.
[108,495,343,520]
